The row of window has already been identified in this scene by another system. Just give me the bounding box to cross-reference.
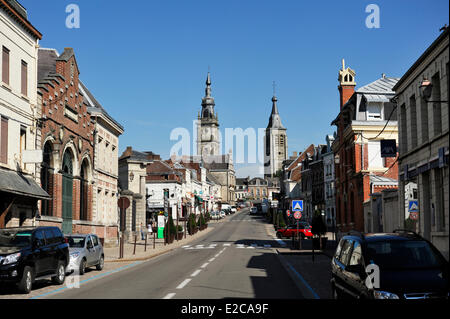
[2,46,28,96]
[399,69,447,154]
[0,115,27,166]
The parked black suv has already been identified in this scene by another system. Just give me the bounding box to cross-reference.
[0,226,69,294]
[331,230,449,299]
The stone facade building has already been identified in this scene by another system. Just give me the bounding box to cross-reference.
[0,0,47,228]
[393,28,449,260]
[197,72,220,158]
[323,134,336,229]
[264,94,288,178]
[247,177,268,200]
[118,147,152,240]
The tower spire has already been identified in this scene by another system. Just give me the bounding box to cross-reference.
[205,72,212,97]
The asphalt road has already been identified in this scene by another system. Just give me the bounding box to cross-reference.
[43,208,304,299]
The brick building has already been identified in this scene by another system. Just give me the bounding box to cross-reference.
[331,60,399,232]
[37,47,123,246]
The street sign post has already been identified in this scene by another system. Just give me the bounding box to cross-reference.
[292,200,303,212]
[408,201,419,213]
[117,197,130,259]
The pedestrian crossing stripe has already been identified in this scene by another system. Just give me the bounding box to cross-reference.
[182,243,273,250]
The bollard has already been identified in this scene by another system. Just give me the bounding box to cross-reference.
[133,233,137,255]
[153,231,156,249]
[144,233,147,252]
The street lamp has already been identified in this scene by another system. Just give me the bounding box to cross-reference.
[419,78,448,103]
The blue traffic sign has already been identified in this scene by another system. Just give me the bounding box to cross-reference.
[292,200,303,212]
[408,201,419,213]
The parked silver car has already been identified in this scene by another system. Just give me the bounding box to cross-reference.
[65,234,104,275]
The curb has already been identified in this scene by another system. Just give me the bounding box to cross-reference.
[105,224,215,263]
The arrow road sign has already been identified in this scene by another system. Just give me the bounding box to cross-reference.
[292,200,303,212]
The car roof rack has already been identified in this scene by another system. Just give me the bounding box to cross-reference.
[347,230,365,240]
[393,229,422,238]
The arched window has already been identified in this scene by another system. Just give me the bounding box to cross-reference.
[80,159,89,221]
[62,150,73,176]
[41,142,53,216]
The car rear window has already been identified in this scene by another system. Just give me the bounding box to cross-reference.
[366,240,444,269]
[67,236,85,248]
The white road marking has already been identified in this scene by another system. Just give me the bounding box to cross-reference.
[223,243,231,246]
[201,263,209,268]
[163,293,176,299]
[247,246,255,249]
[191,269,202,277]
[176,279,191,289]
[208,258,215,262]
[182,245,191,248]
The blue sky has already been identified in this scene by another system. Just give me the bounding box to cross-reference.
[20,0,449,177]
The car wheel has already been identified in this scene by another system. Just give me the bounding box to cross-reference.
[17,266,33,294]
[52,261,66,285]
[96,255,104,271]
[79,258,87,275]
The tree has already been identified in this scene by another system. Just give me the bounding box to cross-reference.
[187,213,197,234]
[164,215,177,243]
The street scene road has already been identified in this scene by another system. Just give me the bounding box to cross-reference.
[0,0,448,309]
[42,208,303,299]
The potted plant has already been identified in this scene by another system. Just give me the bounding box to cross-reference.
[205,211,211,223]
[311,210,328,249]
[197,213,207,231]
[187,213,197,235]
[176,225,184,240]
[164,215,177,244]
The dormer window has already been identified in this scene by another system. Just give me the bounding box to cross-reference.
[367,103,382,120]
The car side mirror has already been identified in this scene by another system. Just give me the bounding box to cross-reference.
[33,239,40,248]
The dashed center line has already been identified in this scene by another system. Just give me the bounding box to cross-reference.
[163,293,176,299]
[191,269,202,277]
[200,262,209,268]
[176,279,191,289]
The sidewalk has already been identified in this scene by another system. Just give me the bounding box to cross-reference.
[266,224,337,299]
[104,221,221,262]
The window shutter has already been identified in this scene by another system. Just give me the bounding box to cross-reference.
[21,60,28,96]
[1,117,8,164]
[2,47,9,85]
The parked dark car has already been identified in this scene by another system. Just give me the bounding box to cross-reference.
[0,226,69,294]
[330,230,449,299]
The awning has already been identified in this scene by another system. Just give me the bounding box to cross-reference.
[362,94,392,103]
[0,168,50,200]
